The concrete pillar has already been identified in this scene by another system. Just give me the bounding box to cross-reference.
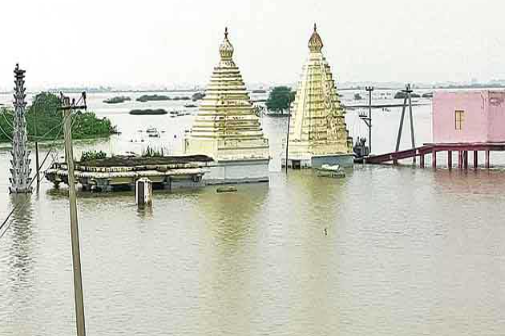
[485,150,490,169]
[448,151,452,169]
[473,151,478,169]
[420,154,425,168]
[432,149,437,169]
[136,178,153,207]
[458,151,463,169]
[464,151,468,170]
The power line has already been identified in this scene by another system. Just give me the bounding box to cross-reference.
[0,114,67,240]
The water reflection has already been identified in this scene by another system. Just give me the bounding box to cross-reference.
[7,194,34,293]
[195,184,268,335]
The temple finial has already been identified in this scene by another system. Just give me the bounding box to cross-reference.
[219,26,234,60]
[308,24,323,52]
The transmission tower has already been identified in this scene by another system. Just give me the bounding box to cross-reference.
[9,64,32,193]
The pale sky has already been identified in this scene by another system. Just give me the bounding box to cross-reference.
[1,0,504,90]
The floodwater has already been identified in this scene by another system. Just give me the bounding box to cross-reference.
[1,91,505,336]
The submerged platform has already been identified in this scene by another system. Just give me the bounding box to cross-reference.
[283,154,354,169]
[203,158,270,185]
[45,155,215,192]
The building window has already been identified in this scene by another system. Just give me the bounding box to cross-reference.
[455,110,464,130]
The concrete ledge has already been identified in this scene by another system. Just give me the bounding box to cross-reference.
[202,159,270,185]
[283,154,354,169]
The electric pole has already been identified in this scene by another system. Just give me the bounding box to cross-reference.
[59,92,87,336]
[285,110,291,174]
[365,86,374,153]
[359,86,374,155]
[395,84,416,162]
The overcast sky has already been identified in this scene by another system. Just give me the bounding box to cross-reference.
[1,0,504,89]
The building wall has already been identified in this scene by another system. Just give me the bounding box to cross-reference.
[487,91,505,142]
[433,91,498,143]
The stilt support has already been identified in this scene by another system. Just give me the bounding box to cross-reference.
[448,151,452,170]
[463,151,468,170]
[473,151,478,169]
[458,151,463,169]
[432,149,437,169]
[485,150,490,169]
[420,154,425,168]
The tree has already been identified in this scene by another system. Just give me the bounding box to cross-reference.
[265,86,295,114]
[0,92,115,143]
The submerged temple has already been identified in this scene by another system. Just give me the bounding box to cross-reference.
[287,24,353,168]
[185,28,270,183]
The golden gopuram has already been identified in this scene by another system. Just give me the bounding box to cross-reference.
[185,28,270,184]
[286,24,353,169]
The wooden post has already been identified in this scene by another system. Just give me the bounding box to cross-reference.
[458,151,463,169]
[464,151,468,170]
[485,150,490,169]
[420,154,425,168]
[473,151,478,169]
[432,149,437,169]
[447,151,452,169]
[61,96,86,336]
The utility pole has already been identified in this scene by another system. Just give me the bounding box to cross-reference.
[395,84,417,163]
[359,86,374,154]
[9,64,32,194]
[59,92,87,336]
[365,86,374,153]
[285,110,291,174]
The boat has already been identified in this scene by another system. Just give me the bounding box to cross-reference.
[146,127,161,138]
[315,164,345,178]
[170,110,184,118]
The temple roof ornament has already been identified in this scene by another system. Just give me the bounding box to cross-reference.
[219,27,234,60]
[308,23,324,53]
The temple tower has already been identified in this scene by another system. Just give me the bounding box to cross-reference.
[185,28,270,183]
[9,64,32,193]
[287,24,353,168]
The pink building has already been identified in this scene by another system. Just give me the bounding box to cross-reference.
[433,90,505,143]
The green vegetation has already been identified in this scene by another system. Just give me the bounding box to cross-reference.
[191,92,205,101]
[80,150,107,162]
[136,94,191,102]
[142,146,164,157]
[265,86,295,114]
[394,91,421,99]
[129,109,168,115]
[0,92,116,143]
[104,96,131,104]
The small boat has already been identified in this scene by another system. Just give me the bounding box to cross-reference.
[315,164,345,178]
[217,186,237,193]
[146,127,161,138]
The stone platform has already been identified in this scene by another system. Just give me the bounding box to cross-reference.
[45,155,214,192]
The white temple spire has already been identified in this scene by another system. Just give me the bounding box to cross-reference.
[286,25,353,168]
